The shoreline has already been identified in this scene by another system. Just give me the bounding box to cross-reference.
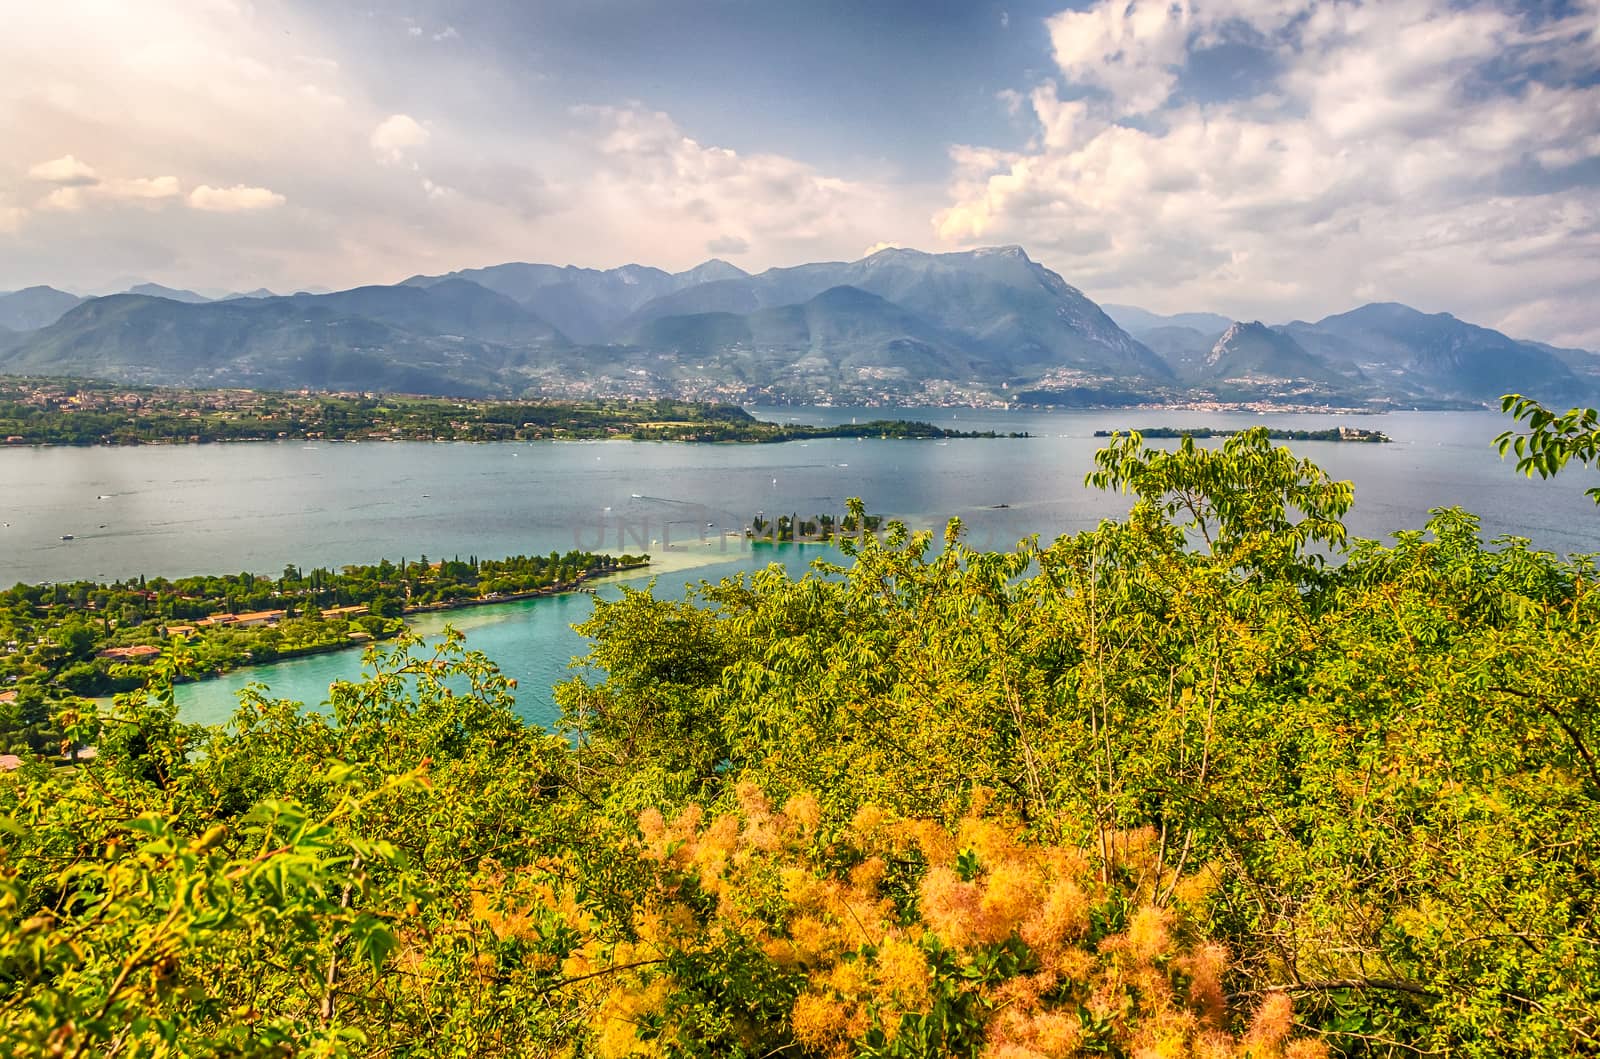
[0,430,1021,450]
[174,539,802,689]
[172,561,650,686]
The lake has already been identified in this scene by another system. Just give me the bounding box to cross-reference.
[2,407,1596,728]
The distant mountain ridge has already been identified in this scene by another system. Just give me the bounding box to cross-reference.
[0,287,85,332]
[0,248,1592,406]
[1113,302,1590,405]
[1104,304,1232,337]
[127,283,209,304]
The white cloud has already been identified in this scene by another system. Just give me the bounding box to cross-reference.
[370,114,430,165]
[28,154,100,186]
[1046,0,1194,115]
[108,176,182,201]
[41,188,89,212]
[188,184,286,211]
[40,174,181,210]
[937,0,1600,347]
[0,206,26,233]
[569,104,924,264]
[0,0,925,294]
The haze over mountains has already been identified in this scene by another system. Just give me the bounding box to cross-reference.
[1,247,1593,407]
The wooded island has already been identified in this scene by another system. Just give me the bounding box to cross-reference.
[1094,425,1391,442]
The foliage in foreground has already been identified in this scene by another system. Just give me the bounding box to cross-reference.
[1497,393,1600,503]
[2,427,1598,1057]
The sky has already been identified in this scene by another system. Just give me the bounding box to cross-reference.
[2,0,1598,346]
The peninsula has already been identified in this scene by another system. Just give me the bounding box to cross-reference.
[0,379,1023,446]
[0,549,645,759]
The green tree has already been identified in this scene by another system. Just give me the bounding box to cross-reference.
[1496,392,1600,502]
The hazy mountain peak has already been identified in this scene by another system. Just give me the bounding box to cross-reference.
[972,244,1030,260]
[127,282,210,304]
[860,245,929,263]
[1211,318,1265,344]
[1104,304,1234,336]
[612,263,672,286]
[1207,321,1265,366]
[0,285,86,332]
[676,258,750,285]
[859,244,1030,265]
[1201,320,1347,386]
[1314,300,1578,401]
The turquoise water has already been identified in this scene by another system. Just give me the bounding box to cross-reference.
[2,407,1596,727]
[171,542,833,729]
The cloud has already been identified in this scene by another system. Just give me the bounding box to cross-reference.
[41,175,182,210]
[0,206,26,233]
[569,104,925,264]
[1046,0,1195,116]
[109,176,183,201]
[29,155,100,187]
[187,184,286,211]
[706,234,750,255]
[0,0,926,293]
[937,0,1600,347]
[862,241,904,256]
[371,114,429,164]
[40,188,89,212]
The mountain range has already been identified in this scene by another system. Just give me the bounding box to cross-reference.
[1,247,1594,406]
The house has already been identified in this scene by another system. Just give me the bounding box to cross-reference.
[196,609,286,628]
[232,610,286,627]
[0,754,22,772]
[322,605,369,619]
[98,644,163,662]
[166,625,197,637]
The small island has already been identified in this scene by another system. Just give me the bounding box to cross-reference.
[0,549,645,760]
[0,379,1026,446]
[1093,425,1391,442]
[747,510,886,543]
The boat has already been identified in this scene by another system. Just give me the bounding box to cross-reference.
[60,534,74,541]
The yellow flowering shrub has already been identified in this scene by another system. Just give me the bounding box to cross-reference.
[539,789,1325,1058]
